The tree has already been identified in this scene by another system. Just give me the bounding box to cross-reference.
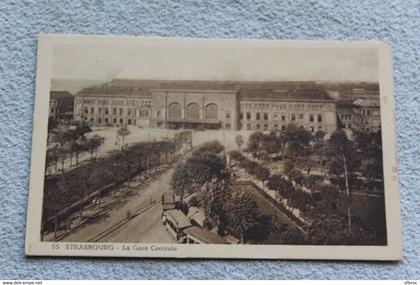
[48,116,59,132]
[170,141,229,199]
[354,130,383,190]
[229,150,246,165]
[55,129,73,149]
[175,130,193,152]
[267,174,294,199]
[87,135,104,159]
[284,124,312,167]
[308,213,349,245]
[247,132,264,156]
[192,140,224,156]
[46,147,59,173]
[254,165,270,189]
[117,127,130,150]
[69,141,83,166]
[235,134,244,150]
[260,132,282,158]
[47,116,59,142]
[202,178,231,234]
[328,130,361,232]
[227,192,260,243]
[75,121,92,140]
[288,189,311,214]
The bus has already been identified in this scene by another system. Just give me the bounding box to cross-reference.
[161,191,176,211]
[162,209,192,241]
[162,209,228,244]
[183,226,228,244]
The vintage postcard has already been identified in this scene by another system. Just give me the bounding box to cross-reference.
[25,35,402,260]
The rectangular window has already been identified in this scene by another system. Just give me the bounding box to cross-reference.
[98,107,102,114]
[127,108,131,116]
[309,114,314,122]
[281,115,286,122]
[240,113,243,120]
[119,108,123,116]
[299,114,303,120]
[291,114,296,122]
[113,108,117,115]
[105,108,109,115]
[256,113,261,120]
[226,113,231,119]
[247,113,251,120]
[318,114,322,122]
[90,107,95,114]
[263,113,268,120]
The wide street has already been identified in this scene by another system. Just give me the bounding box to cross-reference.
[62,168,176,243]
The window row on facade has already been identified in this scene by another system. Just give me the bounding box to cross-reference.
[80,106,150,118]
[240,102,325,111]
[77,98,152,106]
[83,116,139,126]
[240,112,323,123]
[240,122,324,133]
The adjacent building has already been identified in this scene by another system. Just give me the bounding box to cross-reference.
[239,86,337,134]
[74,85,151,128]
[352,98,381,133]
[49,91,74,123]
[336,97,381,133]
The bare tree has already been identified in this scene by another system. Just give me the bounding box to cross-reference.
[235,134,244,150]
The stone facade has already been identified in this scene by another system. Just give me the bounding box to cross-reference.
[73,93,152,128]
[73,80,342,134]
[336,98,381,133]
[150,89,239,130]
[239,88,337,134]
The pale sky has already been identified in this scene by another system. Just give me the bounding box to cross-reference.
[52,42,379,83]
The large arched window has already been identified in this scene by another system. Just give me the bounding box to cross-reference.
[168,102,182,118]
[185,103,200,119]
[205,103,218,120]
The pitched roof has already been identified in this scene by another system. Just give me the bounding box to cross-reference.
[353,98,380,107]
[239,87,334,102]
[77,79,326,96]
[165,209,192,229]
[50,91,73,99]
[336,100,355,108]
[183,226,228,244]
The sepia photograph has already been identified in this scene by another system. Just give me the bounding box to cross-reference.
[25,35,402,259]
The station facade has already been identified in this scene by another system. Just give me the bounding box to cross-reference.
[73,80,339,134]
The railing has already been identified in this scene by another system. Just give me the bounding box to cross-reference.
[231,181,307,231]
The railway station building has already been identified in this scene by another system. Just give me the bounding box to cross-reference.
[73,79,338,134]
